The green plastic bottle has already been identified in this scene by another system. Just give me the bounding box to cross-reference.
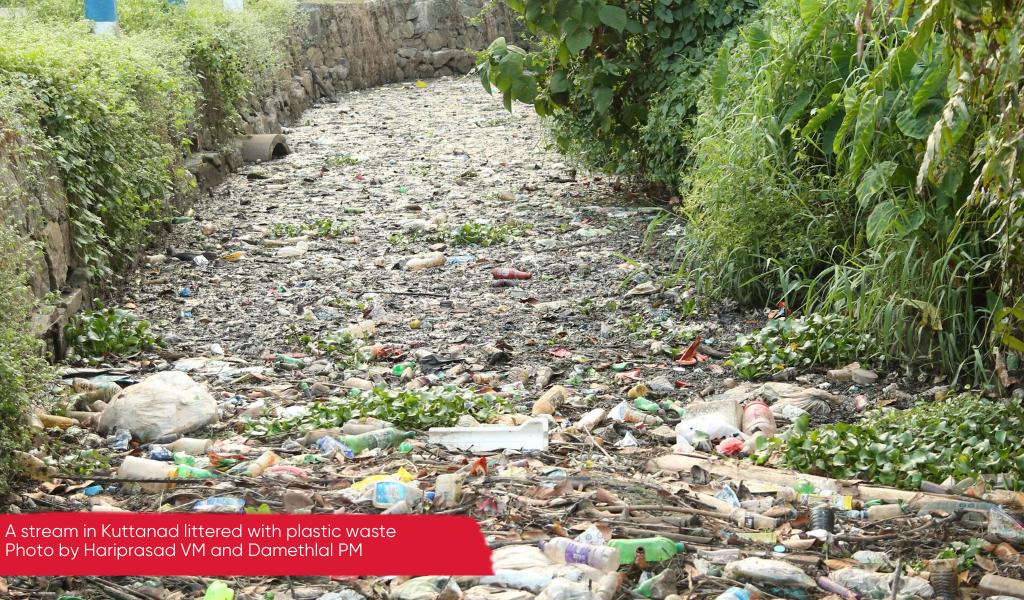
[634,398,660,412]
[634,570,673,598]
[660,400,686,417]
[607,537,685,566]
[176,465,216,479]
[172,452,195,466]
[204,581,233,600]
[341,429,415,454]
[792,478,815,495]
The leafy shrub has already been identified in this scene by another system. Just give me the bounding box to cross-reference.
[641,0,1021,384]
[438,222,524,247]
[64,302,163,365]
[729,314,878,379]
[754,395,1024,490]
[0,223,51,495]
[475,0,758,178]
[0,0,297,283]
[246,385,517,434]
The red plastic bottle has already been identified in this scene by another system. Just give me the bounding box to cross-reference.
[493,268,532,280]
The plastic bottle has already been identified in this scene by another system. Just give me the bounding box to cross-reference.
[435,473,463,506]
[300,428,343,445]
[73,379,122,402]
[792,479,815,495]
[493,268,532,280]
[661,400,686,417]
[799,493,858,510]
[595,572,624,600]
[915,499,995,521]
[39,414,77,429]
[634,398,660,412]
[979,574,1024,599]
[532,385,568,415]
[715,586,761,600]
[607,537,685,566]
[845,503,903,520]
[372,481,433,508]
[242,451,280,477]
[741,401,777,436]
[539,539,621,572]
[341,429,415,454]
[343,377,375,391]
[158,438,212,455]
[634,570,672,598]
[576,408,606,431]
[118,456,177,492]
[534,366,554,390]
[204,581,234,600]
[274,354,305,370]
[732,509,780,529]
[317,436,354,458]
[929,558,960,600]
[407,252,446,270]
[610,401,662,426]
[176,465,216,479]
[172,452,195,466]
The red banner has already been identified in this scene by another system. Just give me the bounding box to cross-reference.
[1,513,493,576]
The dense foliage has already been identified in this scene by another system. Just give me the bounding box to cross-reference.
[0,0,298,283]
[0,222,51,496]
[497,0,1024,382]
[753,395,1024,491]
[476,0,759,179]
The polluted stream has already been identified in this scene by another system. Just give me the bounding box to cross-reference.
[11,78,1024,600]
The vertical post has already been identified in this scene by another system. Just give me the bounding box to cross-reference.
[83,0,119,36]
[223,0,243,11]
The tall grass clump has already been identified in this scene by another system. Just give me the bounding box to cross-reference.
[641,0,1021,385]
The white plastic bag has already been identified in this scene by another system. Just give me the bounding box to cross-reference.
[97,371,217,443]
[676,415,741,444]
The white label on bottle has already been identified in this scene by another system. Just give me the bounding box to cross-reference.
[375,482,406,504]
[564,541,595,566]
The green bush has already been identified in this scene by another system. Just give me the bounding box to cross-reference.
[753,395,1024,491]
[641,0,1019,384]
[0,0,298,283]
[0,223,51,496]
[64,301,164,365]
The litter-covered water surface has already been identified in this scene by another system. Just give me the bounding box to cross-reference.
[11,77,1024,600]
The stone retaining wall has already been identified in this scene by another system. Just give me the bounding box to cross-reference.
[0,0,514,358]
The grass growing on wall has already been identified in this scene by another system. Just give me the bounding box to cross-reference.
[0,0,299,490]
[0,0,299,283]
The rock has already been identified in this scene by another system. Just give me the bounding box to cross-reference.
[425,31,447,50]
[432,49,455,67]
[96,371,218,443]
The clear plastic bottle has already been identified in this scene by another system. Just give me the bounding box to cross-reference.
[539,538,621,572]
[372,481,432,508]
[845,504,903,520]
[715,586,762,600]
[435,474,463,506]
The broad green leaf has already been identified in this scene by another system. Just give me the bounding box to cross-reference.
[512,74,539,103]
[566,27,593,55]
[479,65,493,94]
[799,0,820,24]
[622,102,648,126]
[711,44,729,105]
[507,0,526,12]
[486,37,508,57]
[913,62,948,116]
[549,69,572,93]
[866,200,898,245]
[801,94,840,136]
[502,88,513,112]
[598,5,628,31]
[782,91,811,125]
[896,103,941,138]
[592,86,613,113]
[558,40,570,66]
[498,52,525,79]
[857,161,896,206]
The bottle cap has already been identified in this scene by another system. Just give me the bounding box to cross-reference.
[675,542,686,553]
